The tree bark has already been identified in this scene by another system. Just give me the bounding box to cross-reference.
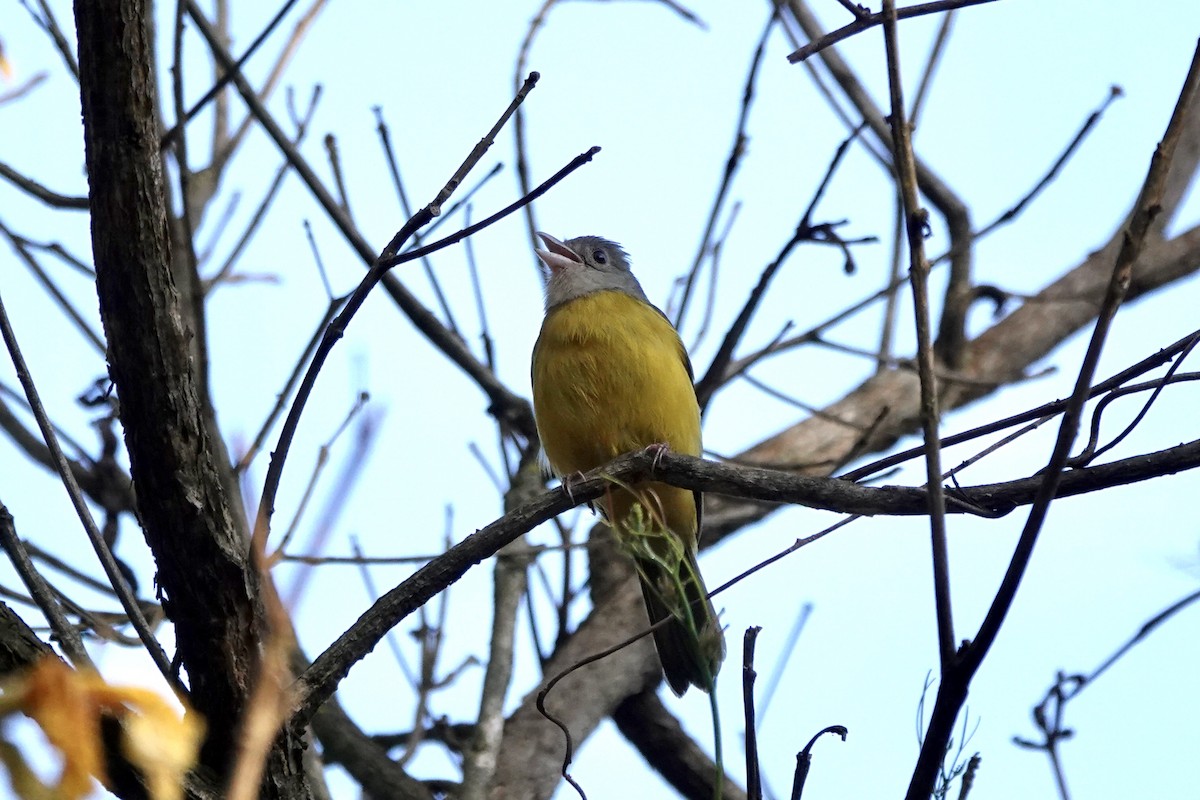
[0,593,52,674]
[73,1,309,796]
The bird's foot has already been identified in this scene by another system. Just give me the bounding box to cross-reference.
[643,443,671,471]
[560,471,588,504]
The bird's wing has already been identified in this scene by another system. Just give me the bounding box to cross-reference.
[649,303,705,538]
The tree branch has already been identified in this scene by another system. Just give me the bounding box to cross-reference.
[785,0,998,64]
[292,431,1200,726]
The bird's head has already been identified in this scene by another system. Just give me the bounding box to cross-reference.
[535,232,648,309]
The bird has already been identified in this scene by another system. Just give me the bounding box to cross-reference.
[530,232,725,695]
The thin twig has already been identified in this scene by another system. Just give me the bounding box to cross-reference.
[1069,365,1200,468]
[0,288,175,680]
[0,505,92,666]
[407,162,505,245]
[512,0,560,275]
[0,71,49,106]
[302,220,335,300]
[675,8,778,330]
[0,218,105,351]
[252,76,566,570]
[878,188,906,371]
[0,162,88,209]
[463,205,496,371]
[757,602,812,725]
[785,0,996,63]
[279,401,381,607]
[695,125,864,408]
[235,300,342,475]
[956,754,981,800]
[323,133,354,225]
[790,725,848,800]
[880,7,953,368]
[355,535,420,690]
[185,1,533,435]
[905,37,1200,800]
[171,0,210,405]
[22,0,80,79]
[194,190,241,265]
[832,0,870,19]
[842,328,1200,482]
[10,236,93,277]
[743,626,763,800]
[552,516,577,652]
[372,106,462,336]
[909,10,954,125]
[269,392,366,560]
[883,0,955,667]
[218,0,330,166]
[161,0,303,147]
[968,87,1124,248]
[690,200,741,352]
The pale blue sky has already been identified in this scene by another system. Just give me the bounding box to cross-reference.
[1,2,1198,798]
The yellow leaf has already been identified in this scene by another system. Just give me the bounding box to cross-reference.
[117,691,205,800]
[20,660,104,799]
[0,658,205,800]
[0,740,56,800]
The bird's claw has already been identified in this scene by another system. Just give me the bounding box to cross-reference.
[644,443,671,471]
[560,471,588,504]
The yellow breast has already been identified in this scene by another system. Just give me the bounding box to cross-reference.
[531,291,702,478]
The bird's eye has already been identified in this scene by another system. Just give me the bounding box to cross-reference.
[592,249,607,264]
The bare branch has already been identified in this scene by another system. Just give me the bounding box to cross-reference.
[906,37,1200,800]
[185,1,535,436]
[294,433,1200,722]
[22,0,79,79]
[0,218,105,351]
[0,162,88,209]
[372,107,463,336]
[460,460,542,800]
[882,0,954,668]
[785,0,998,63]
[742,627,762,800]
[782,0,976,365]
[674,8,777,330]
[251,137,592,578]
[791,726,849,800]
[0,276,168,678]
[0,504,91,666]
[160,0,306,148]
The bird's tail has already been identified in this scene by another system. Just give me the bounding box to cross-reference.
[634,543,726,696]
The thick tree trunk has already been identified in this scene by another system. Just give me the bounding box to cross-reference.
[73,1,311,796]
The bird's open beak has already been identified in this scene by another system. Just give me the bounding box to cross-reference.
[534,232,582,274]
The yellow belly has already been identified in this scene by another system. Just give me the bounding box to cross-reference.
[532,291,701,540]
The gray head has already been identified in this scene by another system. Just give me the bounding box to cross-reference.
[535,232,649,310]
